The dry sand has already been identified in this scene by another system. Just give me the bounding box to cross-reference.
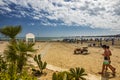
[0,41,120,80]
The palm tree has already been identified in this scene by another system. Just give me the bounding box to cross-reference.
[0,25,22,64]
[4,43,18,63]
[0,25,22,79]
[0,25,22,43]
[15,41,36,72]
[0,26,36,79]
[69,67,87,80]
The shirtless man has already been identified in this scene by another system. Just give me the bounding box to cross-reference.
[99,45,116,76]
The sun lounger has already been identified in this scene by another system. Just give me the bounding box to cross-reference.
[74,47,88,54]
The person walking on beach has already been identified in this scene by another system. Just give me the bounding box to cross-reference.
[106,46,116,75]
[99,45,116,76]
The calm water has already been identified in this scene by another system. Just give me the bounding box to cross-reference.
[0,36,118,41]
[0,37,65,41]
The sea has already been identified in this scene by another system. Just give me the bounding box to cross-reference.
[0,37,66,41]
[0,36,116,41]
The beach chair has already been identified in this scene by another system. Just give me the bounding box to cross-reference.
[81,47,88,54]
[74,47,88,54]
[74,48,82,54]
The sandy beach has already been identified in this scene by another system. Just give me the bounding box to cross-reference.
[0,41,120,80]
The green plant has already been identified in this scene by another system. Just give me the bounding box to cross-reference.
[69,67,87,80]
[34,54,47,75]
[7,63,17,80]
[0,25,21,42]
[0,26,37,79]
[15,41,36,72]
[0,70,37,80]
[0,25,21,45]
[0,25,22,73]
[52,71,69,80]
[0,55,7,72]
[18,71,37,80]
[4,44,18,64]
[0,72,10,80]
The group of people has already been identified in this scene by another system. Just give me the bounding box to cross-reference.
[99,45,116,76]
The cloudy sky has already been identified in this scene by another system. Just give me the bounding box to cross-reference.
[0,0,120,37]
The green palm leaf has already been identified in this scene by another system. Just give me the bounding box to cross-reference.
[14,41,36,72]
[0,25,21,39]
[69,67,87,80]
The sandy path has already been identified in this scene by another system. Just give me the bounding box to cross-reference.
[27,42,52,66]
[40,43,52,58]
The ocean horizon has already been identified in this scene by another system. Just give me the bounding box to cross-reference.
[0,37,67,41]
[0,35,119,41]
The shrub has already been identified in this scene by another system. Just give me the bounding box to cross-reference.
[33,54,47,76]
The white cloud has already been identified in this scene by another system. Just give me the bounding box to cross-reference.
[33,16,40,20]
[2,7,12,12]
[0,0,7,6]
[41,22,57,26]
[0,0,120,30]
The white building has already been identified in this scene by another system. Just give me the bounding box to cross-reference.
[26,33,35,43]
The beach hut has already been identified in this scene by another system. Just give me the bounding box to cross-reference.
[26,33,35,43]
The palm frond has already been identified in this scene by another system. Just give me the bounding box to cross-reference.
[0,25,22,39]
[69,67,87,80]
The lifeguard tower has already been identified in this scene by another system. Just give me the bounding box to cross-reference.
[26,33,35,43]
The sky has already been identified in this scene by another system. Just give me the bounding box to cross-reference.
[0,0,120,37]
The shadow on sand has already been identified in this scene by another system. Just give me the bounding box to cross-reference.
[101,72,116,80]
